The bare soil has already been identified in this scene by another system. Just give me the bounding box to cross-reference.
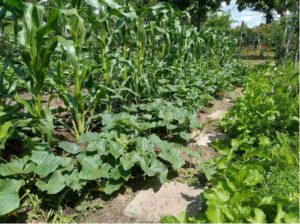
[85,192,137,223]
[84,178,160,223]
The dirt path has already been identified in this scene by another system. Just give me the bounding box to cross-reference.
[82,88,242,223]
[188,87,242,164]
[85,191,136,223]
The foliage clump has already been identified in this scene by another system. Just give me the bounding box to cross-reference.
[162,65,299,223]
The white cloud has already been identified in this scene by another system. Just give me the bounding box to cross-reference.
[221,2,227,8]
[221,0,265,28]
[243,15,255,22]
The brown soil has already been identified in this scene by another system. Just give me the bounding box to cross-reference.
[84,178,160,223]
[201,87,242,132]
[84,192,137,223]
[55,128,76,142]
[6,92,66,110]
[189,88,242,165]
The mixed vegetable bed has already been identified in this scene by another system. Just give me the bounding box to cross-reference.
[162,65,299,223]
[0,0,242,221]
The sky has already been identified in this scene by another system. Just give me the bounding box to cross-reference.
[221,0,266,28]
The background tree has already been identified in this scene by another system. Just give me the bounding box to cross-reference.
[236,0,298,23]
[236,0,275,24]
[166,0,230,29]
[117,0,231,29]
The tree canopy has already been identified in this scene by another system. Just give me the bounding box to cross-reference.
[166,0,230,28]
[236,0,298,23]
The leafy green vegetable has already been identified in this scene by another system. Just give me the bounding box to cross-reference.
[59,141,81,154]
[36,171,66,194]
[0,179,24,216]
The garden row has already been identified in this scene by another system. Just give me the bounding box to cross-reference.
[0,0,242,220]
[162,64,299,223]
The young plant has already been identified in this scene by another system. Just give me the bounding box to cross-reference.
[15,3,59,119]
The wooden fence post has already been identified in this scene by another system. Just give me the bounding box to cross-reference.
[238,21,244,60]
[283,3,298,67]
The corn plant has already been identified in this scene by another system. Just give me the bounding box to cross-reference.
[14,3,59,118]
